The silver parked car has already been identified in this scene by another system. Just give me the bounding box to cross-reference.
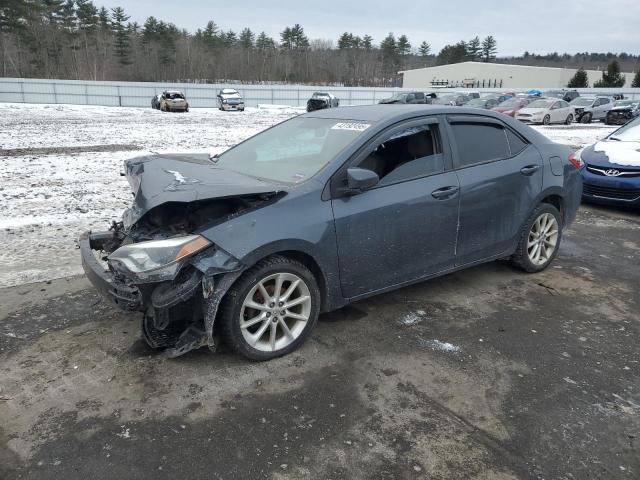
[570,96,614,123]
[217,89,245,111]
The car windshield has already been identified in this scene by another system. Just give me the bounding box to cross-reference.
[528,99,554,108]
[388,93,408,101]
[166,92,184,99]
[214,117,370,183]
[609,117,640,141]
[312,92,329,98]
[466,98,486,107]
[432,95,456,104]
[570,98,594,106]
[498,98,523,108]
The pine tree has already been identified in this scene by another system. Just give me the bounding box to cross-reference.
[110,7,131,65]
[481,35,497,62]
[567,68,589,88]
[338,32,353,50]
[467,36,481,60]
[594,60,626,87]
[418,41,431,57]
[239,28,254,49]
[632,70,640,88]
[436,42,468,65]
[255,31,275,51]
[362,35,373,51]
[76,0,99,33]
[397,35,411,56]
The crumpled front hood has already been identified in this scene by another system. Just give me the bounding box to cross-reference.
[122,153,283,228]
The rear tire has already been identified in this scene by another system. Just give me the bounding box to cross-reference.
[510,203,562,273]
[218,256,321,361]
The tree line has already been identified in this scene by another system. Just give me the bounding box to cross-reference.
[1,0,638,87]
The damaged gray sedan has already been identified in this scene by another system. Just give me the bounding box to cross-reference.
[81,105,582,360]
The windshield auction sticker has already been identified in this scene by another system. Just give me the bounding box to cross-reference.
[331,122,371,131]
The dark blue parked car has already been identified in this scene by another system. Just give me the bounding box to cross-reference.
[81,105,582,360]
[578,116,640,207]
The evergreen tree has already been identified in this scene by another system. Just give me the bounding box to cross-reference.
[76,0,99,33]
[98,7,109,29]
[362,34,373,51]
[239,28,254,49]
[110,7,131,65]
[223,30,237,47]
[632,70,640,88]
[593,60,626,87]
[418,41,431,57]
[437,42,468,65]
[481,35,497,62]
[397,34,411,56]
[255,31,275,51]
[567,68,589,88]
[467,36,481,60]
[338,32,353,50]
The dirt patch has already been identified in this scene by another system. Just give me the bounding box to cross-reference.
[0,144,142,156]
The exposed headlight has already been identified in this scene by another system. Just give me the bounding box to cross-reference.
[222,99,228,104]
[108,235,211,282]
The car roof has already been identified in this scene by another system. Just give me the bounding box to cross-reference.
[305,104,507,122]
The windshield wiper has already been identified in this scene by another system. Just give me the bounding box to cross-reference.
[608,136,622,141]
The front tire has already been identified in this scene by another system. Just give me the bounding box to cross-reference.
[218,256,320,361]
[511,203,562,273]
[581,112,592,124]
[542,115,551,125]
[565,114,573,125]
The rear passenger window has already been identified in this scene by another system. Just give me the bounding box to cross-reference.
[505,128,528,155]
[450,123,510,167]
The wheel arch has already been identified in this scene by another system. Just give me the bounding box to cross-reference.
[235,240,338,312]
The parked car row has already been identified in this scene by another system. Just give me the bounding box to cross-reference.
[149,88,638,129]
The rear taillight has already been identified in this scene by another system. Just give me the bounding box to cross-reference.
[568,151,584,169]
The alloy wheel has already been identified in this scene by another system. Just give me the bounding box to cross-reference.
[527,213,559,266]
[239,272,312,352]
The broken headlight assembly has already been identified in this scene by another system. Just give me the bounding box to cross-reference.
[108,235,211,283]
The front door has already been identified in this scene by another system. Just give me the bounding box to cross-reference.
[331,118,460,298]
[445,116,544,265]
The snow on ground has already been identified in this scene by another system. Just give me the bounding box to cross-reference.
[0,103,617,287]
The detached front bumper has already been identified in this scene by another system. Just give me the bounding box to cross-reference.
[79,231,143,311]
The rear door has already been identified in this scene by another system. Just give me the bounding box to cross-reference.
[331,117,460,298]
[445,115,543,265]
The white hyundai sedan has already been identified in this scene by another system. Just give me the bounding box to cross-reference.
[515,98,574,125]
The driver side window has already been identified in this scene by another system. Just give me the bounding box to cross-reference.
[356,123,443,187]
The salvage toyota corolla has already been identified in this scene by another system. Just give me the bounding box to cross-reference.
[81,105,582,360]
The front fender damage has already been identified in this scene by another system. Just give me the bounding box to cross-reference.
[141,246,246,358]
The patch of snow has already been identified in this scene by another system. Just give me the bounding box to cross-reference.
[419,338,461,353]
[0,103,297,287]
[593,141,640,166]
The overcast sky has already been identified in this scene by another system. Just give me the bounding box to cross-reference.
[97,0,640,56]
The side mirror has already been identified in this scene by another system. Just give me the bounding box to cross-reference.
[344,168,379,195]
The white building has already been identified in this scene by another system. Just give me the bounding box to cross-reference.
[399,61,635,89]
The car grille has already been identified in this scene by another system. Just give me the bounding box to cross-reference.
[517,113,532,118]
[583,184,640,200]
[586,165,640,177]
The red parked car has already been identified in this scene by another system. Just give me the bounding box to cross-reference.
[491,97,534,117]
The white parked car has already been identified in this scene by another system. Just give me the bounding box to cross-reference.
[515,98,574,125]
[217,89,245,111]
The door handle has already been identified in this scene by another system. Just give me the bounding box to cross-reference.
[431,185,459,199]
[520,165,540,176]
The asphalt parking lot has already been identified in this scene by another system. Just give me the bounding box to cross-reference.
[1,203,638,480]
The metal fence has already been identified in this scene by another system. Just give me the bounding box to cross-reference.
[1,77,639,107]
